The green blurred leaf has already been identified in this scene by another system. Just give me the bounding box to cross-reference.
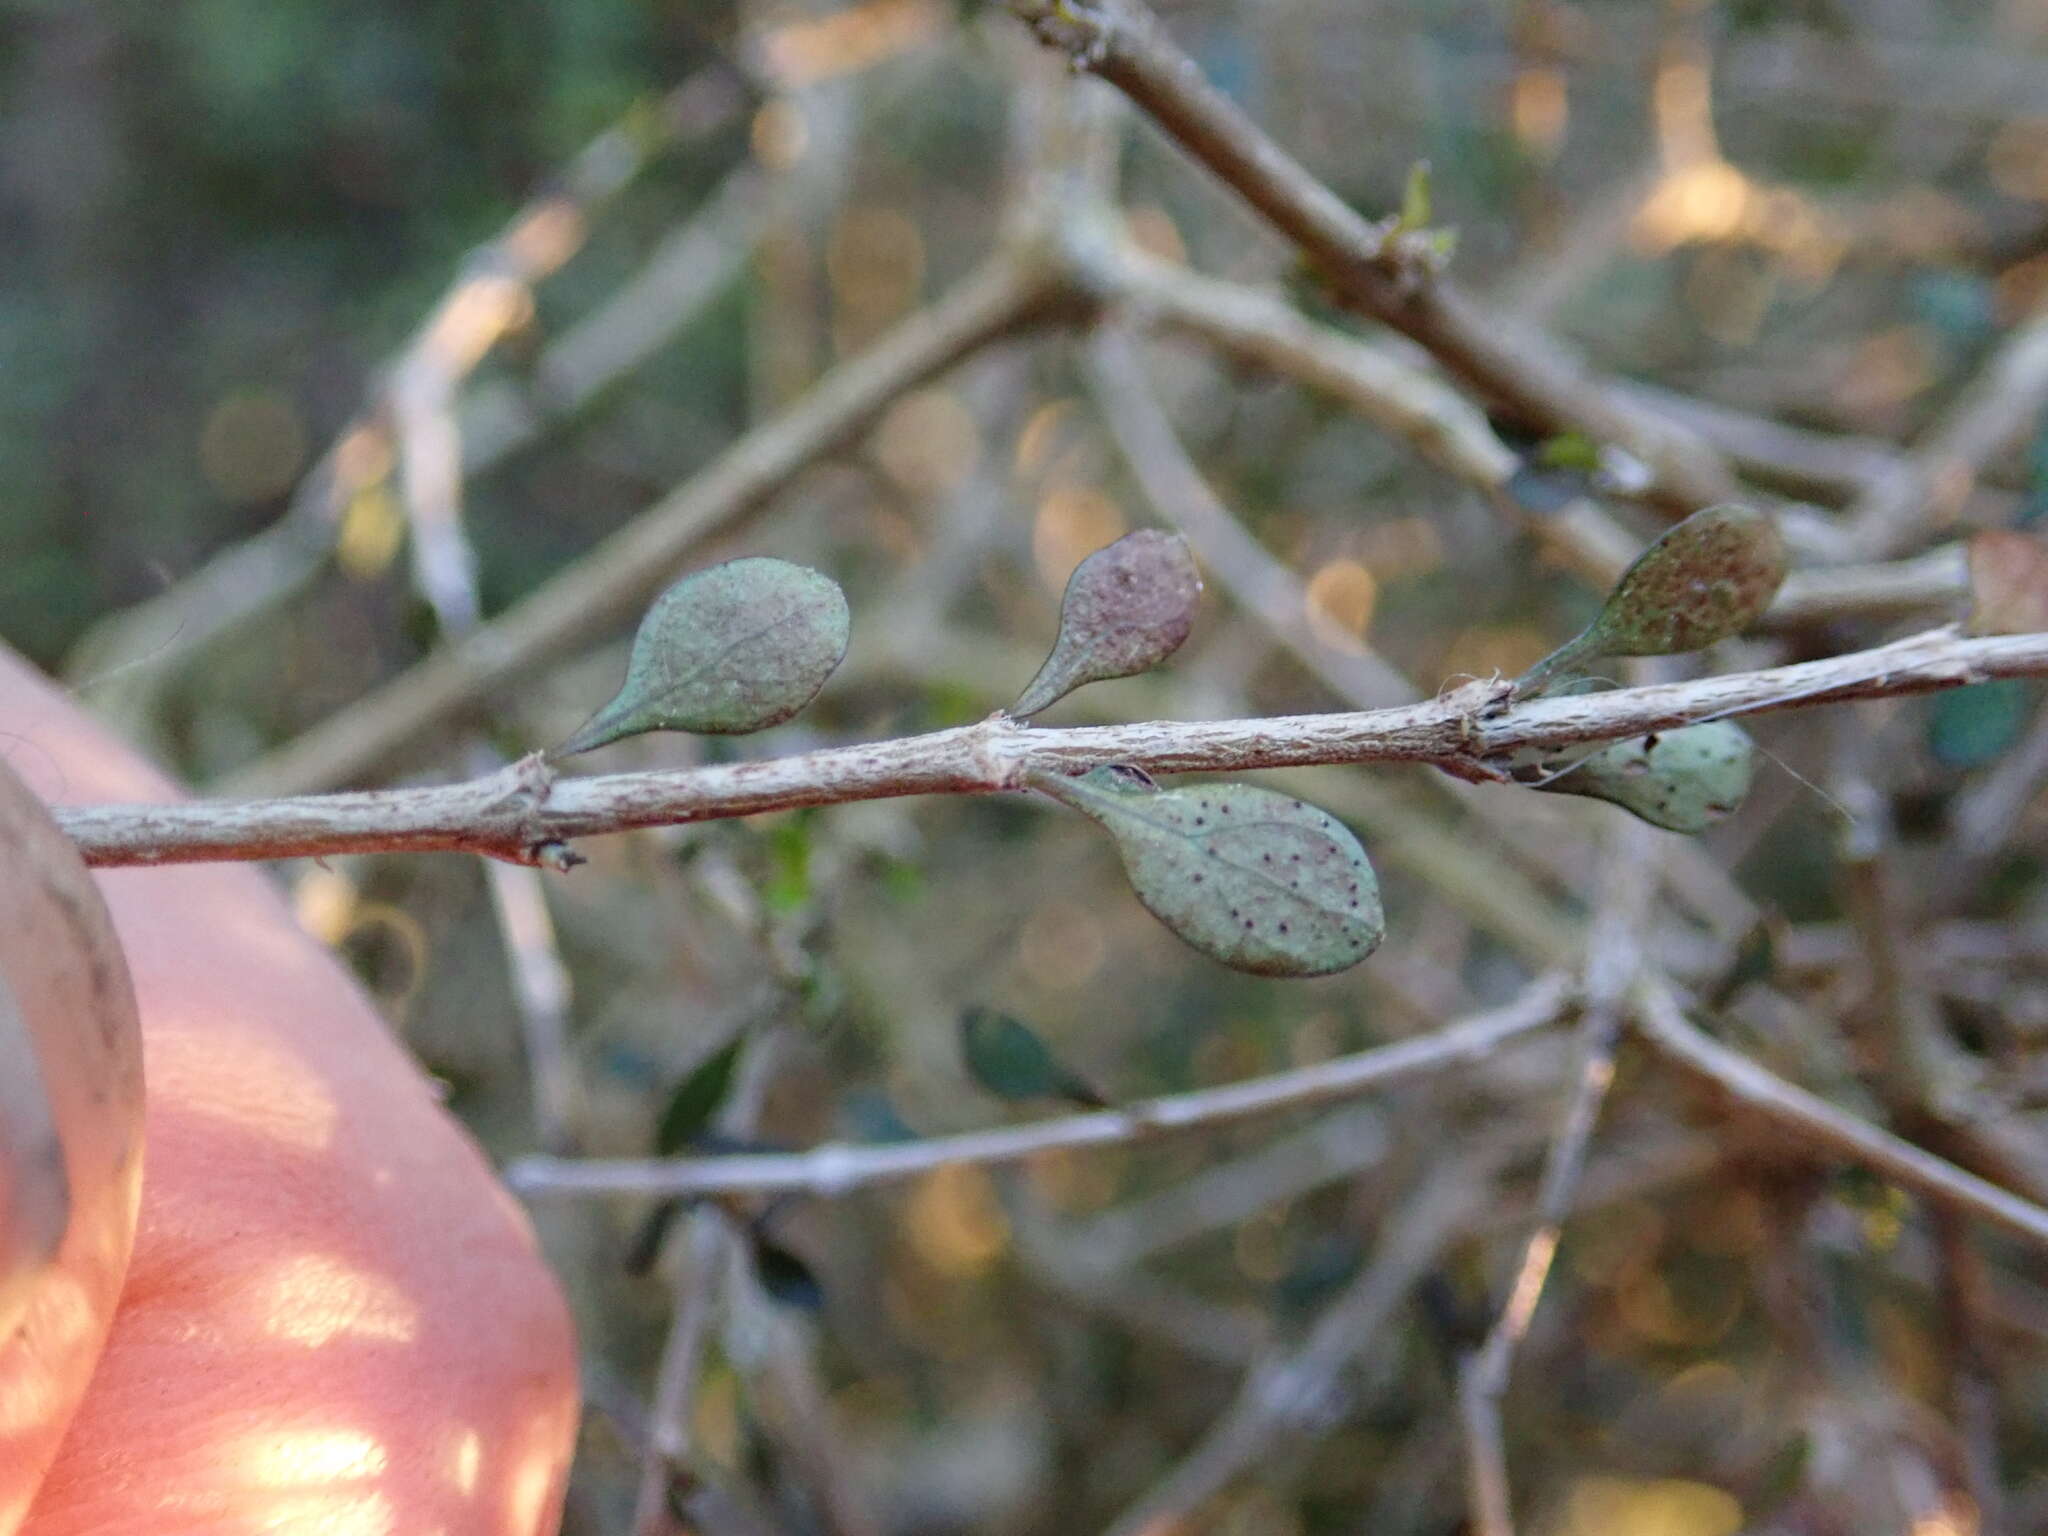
[959,1006,1107,1108]
[764,811,815,915]
[878,857,926,907]
[1751,1431,1812,1515]
[551,557,850,758]
[841,1087,919,1144]
[656,1037,744,1154]
[1011,530,1202,718]
[751,1233,825,1311]
[623,1198,685,1277]
[1908,271,1994,345]
[1517,505,1788,696]
[1927,679,2032,769]
[1534,432,1602,473]
[1032,766,1384,978]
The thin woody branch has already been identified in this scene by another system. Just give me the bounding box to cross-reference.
[1459,821,1662,1536]
[508,978,1571,1199]
[52,625,2048,867]
[1108,252,1972,623]
[1632,980,2048,1251]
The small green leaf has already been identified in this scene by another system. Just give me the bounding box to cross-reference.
[751,1233,825,1311]
[1011,531,1202,718]
[959,1007,1107,1108]
[655,1037,744,1154]
[551,557,850,758]
[1516,504,1787,696]
[1534,432,1601,473]
[1538,720,1757,833]
[1032,767,1384,978]
[1397,159,1432,233]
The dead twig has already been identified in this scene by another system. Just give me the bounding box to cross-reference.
[510,980,1570,1199]
[1631,979,2048,1251]
[1458,819,1662,1536]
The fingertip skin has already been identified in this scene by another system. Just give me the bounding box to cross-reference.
[0,648,580,1536]
[0,758,145,1536]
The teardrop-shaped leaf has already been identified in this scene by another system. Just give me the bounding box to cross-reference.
[552,557,850,758]
[623,1198,685,1276]
[1516,504,1787,696]
[1927,678,2031,769]
[1966,529,2048,635]
[959,1007,1107,1108]
[1538,720,1756,833]
[751,1233,825,1311]
[655,1037,744,1154]
[1011,531,1202,718]
[1032,766,1383,977]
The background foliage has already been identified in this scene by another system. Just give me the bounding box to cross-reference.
[15,0,2048,1532]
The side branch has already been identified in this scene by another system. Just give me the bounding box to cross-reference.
[1634,982,2048,1252]
[507,979,1570,1199]
[1007,0,1737,509]
[52,626,2048,867]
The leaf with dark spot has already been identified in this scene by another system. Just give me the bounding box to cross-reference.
[1538,720,1756,833]
[751,1233,825,1311]
[1966,529,2048,635]
[551,557,849,758]
[655,1037,744,1154]
[1031,766,1383,977]
[959,1007,1107,1108]
[1516,504,1787,696]
[1011,531,1202,718]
